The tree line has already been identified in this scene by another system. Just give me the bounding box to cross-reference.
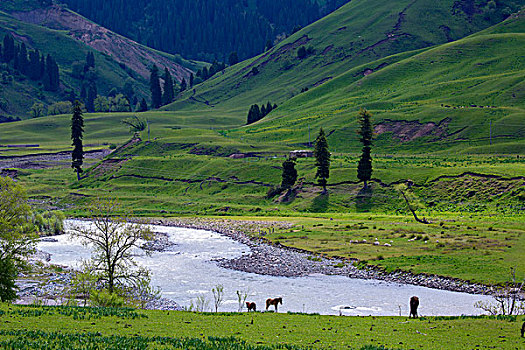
[61,0,348,62]
[246,102,277,125]
[1,34,60,91]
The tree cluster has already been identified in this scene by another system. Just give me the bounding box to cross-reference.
[246,102,277,125]
[196,61,226,84]
[1,34,60,91]
[297,45,315,59]
[61,0,348,61]
[149,65,182,109]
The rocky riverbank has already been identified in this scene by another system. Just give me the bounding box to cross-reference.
[149,218,491,296]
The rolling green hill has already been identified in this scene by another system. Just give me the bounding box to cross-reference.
[232,11,525,153]
[162,0,525,153]
[168,0,524,113]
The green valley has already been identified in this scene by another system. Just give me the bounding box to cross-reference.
[0,0,524,348]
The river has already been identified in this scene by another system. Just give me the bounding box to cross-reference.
[37,220,494,316]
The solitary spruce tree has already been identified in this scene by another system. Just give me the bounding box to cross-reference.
[281,158,298,190]
[314,128,330,194]
[71,100,84,180]
[150,65,162,109]
[357,108,373,189]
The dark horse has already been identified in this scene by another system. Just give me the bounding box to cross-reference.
[246,302,257,312]
[409,296,419,318]
[521,321,525,337]
[266,297,282,312]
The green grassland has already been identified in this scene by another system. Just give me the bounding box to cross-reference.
[6,133,523,284]
[230,13,525,152]
[153,2,525,154]
[0,304,524,349]
[170,0,522,111]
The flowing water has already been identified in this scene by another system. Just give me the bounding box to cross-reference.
[37,220,494,316]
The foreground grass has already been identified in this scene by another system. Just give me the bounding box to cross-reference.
[0,304,524,349]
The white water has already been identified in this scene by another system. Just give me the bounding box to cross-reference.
[37,220,494,316]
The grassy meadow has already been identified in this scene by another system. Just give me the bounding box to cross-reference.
[4,118,523,284]
[0,304,524,349]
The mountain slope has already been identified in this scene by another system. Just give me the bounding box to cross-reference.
[167,0,524,119]
[8,5,200,81]
[0,2,202,118]
[233,10,525,153]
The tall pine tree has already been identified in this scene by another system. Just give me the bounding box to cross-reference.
[71,100,84,181]
[150,65,162,109]
[162,67,174,105]
[357,108,373,189]
[281,158,298,190]
[43,54,59,91]
[314,127,330,194]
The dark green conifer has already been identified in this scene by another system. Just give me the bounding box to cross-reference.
[228,51,239,66]
[162,68,174,105]
[139,98,148,112]
[246,104,261,124]
[86,52,95,68]
[150,65,162,109]
[357,108,374,189]
[71,100,84,180]
[86,83,97,112]
[281,158,298,190]
[180,77,187,92]
[2,34,15,63]
[314,128,330,194]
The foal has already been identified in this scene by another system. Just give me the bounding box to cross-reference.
[246,301,257,312]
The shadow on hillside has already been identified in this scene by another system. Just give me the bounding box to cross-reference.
[355,186,373,212]
[310,193,329,213]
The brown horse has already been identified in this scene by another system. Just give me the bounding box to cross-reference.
[246,301,257,312]
[266,297,282,312]
[409,296,419,318]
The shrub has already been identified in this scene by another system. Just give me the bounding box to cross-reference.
[90,289,126,308]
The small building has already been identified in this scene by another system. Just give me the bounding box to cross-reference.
[290,150,313,158]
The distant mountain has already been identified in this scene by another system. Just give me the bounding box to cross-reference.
[60,0,349,61]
